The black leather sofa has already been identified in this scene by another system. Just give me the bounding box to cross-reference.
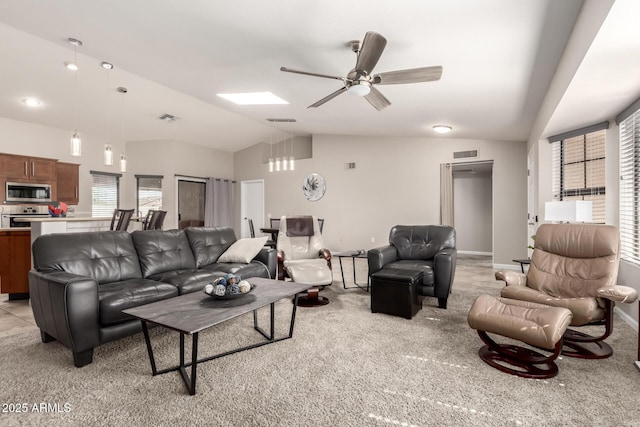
[367,225,457,309]
[28,227,276,367]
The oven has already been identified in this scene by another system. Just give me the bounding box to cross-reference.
[0,205,51,228]
[6,182,52,203]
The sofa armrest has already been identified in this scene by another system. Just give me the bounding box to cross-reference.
[319,248,332,270]
[28,270,100,353]
[252,247,277,280]
[495,270,527,286]
[367,245,397,276]
[597,285,638,304]
[433,248,457,298]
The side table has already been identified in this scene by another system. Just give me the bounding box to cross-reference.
[333,249,369,292]
[512,258,531,273]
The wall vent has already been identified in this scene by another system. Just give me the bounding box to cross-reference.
[266,118,297,123]
[453,150,478,159]
[345,162,356,170]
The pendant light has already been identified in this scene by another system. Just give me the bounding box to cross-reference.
[282,132,288,171]
[275,137,281,172]
[103,62,114,166]
[289,134,295,171]
[268,135,274,172]
[68,38,82,156]
[118,87,127,172]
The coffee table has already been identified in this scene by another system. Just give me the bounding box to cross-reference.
[123,277,312,395]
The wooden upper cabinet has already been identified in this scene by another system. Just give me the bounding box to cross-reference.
[0,153,57,182]
[56,162,80,205]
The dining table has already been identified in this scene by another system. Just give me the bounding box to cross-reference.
[259,227,279,247]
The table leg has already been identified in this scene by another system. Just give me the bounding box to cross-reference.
[141,321,157,375]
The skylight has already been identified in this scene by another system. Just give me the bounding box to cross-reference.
[216,92,288,105]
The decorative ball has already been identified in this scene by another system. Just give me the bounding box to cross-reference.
[218,278,227,286]
[238,280,251,294]
[229,285,241,295]
[204,284,214,295]
[214,284,227,296]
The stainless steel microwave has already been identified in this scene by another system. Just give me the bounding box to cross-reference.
[5,182,52,203]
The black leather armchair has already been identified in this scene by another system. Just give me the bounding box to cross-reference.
[368,225,457,309]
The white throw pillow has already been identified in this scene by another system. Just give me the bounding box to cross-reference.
[218,236,268,263]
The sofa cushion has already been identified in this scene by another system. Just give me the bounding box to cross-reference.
[200,261,272,279]
[389,225,456,261]
[99,279,178,326]
[185,226,237,268]
[148,269,224,295]
[131,230,196,278]
[218,236,268,263]
[32,231,143,284]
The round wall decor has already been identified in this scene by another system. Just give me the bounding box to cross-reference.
[302,173,326,201]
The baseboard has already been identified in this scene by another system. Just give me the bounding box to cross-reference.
[492,263,520,271]
[614,305,639,333]
[458,250,493,256]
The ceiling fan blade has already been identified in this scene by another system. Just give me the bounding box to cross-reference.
[364,86,391,111]
[308,87,348,108]
[373,66,443,85]
[355,31,387,76]
[280,67,345,81]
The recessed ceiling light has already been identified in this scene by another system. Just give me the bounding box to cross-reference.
[64,61,78,71]
[22,98,42,107]
[101,61,114,70]
[217,92,288,105]
[433,125,452,134]
[67,38,83,47]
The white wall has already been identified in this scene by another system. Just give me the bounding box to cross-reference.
[453,170,492,254]
[234,134,527,266]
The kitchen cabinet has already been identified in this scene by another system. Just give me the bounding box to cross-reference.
[0,229,31,299]
[0,153,57,182]
[56,162,80,205]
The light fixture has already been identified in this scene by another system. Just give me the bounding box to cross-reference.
[104,144,113,165]
[433,125,452,134]
[68,37,82,156]
[347,81,371,96]
[275,139,281,171]
[282,133,288,171]
[22,98,41,107]
[289,135,295,171]
[103,62,113,166]
[101,61,113,70]
[118,87,127,172]
[216,92,288,105]
[268,136,274,172]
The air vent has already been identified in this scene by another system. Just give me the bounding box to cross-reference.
[266,118,297,123]
[453,150,478,159]
[345,162,356,170]
[158,113,179,122]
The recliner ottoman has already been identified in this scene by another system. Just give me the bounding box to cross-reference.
[370,269,424,319]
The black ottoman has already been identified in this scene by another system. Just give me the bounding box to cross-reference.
[370,269,424,319]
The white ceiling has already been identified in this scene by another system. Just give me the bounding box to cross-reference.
[0,0,636,153]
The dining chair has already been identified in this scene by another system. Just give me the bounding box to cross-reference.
[318,218,325,233]
[110,209,134,231]
[143,210,167,230]
[247,218,256,238]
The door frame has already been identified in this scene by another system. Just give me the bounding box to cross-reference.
[240,179,265,238]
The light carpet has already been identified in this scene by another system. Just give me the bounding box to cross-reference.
[1,255,639,427]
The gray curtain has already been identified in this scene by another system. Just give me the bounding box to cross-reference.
[440,163,454,226]
[204,178,234,227]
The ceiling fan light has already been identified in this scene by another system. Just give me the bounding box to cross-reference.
[347,82,371,97]
[433,125,452,134]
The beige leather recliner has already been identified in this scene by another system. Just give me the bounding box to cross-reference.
[496,223,638,359]
[276,215,332,305]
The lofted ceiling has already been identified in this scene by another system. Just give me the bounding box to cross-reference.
[1,0,630,154]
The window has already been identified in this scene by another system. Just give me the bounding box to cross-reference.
[550,123,607,223]
[137,175,163,217]
[619,104,640,264]
[91,171,120,217]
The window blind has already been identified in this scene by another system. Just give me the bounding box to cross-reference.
[551,128,606,223]
[91,172,119,217]
[619,109,640,264]
[137,176,163,217]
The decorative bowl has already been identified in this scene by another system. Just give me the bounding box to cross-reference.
[203,274,255,299]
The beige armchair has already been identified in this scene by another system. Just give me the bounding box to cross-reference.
[276,215,332,306]
[496,223,637,359]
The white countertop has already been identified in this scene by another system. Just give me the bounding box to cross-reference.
[13,216,113,223]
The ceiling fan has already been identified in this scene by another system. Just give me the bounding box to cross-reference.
[280,31,442,111]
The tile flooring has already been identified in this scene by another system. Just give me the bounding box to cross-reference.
[0,294,37,337]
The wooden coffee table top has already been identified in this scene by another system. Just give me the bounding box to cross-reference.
[123,277,312,335]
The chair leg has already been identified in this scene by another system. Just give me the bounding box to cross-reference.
[476,331,562,379]
[561,299,614,359]
[73,349,94,368]
[438,297,448,309]
[40,330,55,343]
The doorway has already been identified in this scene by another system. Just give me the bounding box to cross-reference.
[240,180,265,238]
[452,161,493,255]
[177,178,206,229]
